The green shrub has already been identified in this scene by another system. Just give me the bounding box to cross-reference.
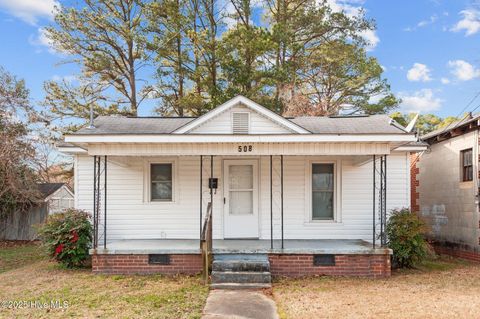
[37,208,92,268]
[386,208,429,268]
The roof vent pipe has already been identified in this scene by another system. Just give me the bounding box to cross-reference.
[88,103,94,129]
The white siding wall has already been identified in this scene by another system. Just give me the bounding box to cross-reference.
[189,105,292,134]
[75,153,410,241]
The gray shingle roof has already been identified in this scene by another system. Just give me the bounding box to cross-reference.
[74,116,195,135]
[37,183,66,199]
[290,115,406,134]
[71,114,407,135]
[421,114,479,140]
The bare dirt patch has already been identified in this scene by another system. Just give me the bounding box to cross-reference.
[273,256,480,319]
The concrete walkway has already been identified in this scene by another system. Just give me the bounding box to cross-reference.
[202,290,279,319]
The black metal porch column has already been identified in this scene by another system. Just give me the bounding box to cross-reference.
[210,155,213,206]
[372,155,376,248]
[280,155,284,249]
[104,155,107,249]
[199,155,203,240]
[380,156,384,247]
[382,155,387,247]
[93,156,97,249]
[270,155,273,249]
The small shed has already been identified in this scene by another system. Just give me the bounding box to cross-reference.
[38,183,75,214]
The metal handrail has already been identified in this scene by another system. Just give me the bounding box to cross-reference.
[200,202,212,283]
[200,202,212,242]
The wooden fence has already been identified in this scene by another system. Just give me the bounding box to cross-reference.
[0,204,48,240]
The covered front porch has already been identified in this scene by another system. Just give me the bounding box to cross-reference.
[88,153,391,251]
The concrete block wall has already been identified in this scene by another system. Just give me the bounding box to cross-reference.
[410,153,420,213]
[417,131,479,252]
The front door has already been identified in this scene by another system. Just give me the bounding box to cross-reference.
[223,160,259,238]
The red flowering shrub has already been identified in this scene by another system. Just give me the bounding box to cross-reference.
[37,208,92,268]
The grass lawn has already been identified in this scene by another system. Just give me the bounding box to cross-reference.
[0,242,209,319]
[0,241,45,273]
[273,256,480,319]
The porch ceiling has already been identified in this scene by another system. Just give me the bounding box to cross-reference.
[77,141,402,156]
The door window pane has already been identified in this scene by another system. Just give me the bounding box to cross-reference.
[151,164,172,201]
[312,164,334,220]
[229,164,254,215]
[229,191,253,215]
[229,165,253,189]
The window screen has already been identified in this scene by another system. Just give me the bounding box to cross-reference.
[461,149,473,182]
[312,164,334,220]
[151,163,173,201]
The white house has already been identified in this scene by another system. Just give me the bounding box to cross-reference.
[60,95,425,282]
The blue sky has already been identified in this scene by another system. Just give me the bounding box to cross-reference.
[0,0,479,118]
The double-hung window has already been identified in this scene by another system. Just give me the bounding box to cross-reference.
[461,149,473,182]
[150,163,173,201]
[312,163,334,220]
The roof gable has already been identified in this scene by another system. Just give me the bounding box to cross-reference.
[38,183,73,200]
[173,95,310,134]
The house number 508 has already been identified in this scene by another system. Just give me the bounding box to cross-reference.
[238,145,253,152]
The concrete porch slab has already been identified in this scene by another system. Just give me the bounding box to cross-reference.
[90,239,391,255]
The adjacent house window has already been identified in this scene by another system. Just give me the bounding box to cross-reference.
[312,163,334,220]
[461,149,473,182]
[150,163,173,201]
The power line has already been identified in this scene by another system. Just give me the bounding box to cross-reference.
[432,90,480,137]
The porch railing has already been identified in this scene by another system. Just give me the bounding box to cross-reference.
[200,202,212,283]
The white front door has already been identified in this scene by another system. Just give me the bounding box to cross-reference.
[223,160,259,238]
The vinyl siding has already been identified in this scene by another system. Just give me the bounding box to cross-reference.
[75,153,410,241]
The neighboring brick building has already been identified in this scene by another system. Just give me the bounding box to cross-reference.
[415,115,480,262]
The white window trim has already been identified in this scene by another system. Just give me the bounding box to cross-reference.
[304,159,342,223]
[231,111,250,134]
[143,157,178,204]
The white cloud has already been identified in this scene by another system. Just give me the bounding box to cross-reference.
[448,60,480,81]
[28,27,58,54]
[360,29,379,51]
[222,0,264,29]
[451,9,480,36]
[441,77,450,84]
[399,89,443,113]
[325,0,379,50]
[407,63,432,82]
[0,0,58,25]
[404,14,438,32]
[418,15,438,27]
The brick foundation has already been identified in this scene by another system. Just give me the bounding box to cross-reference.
[92,254,203,275]
[268,254,391,278]
[433,244,480,263]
